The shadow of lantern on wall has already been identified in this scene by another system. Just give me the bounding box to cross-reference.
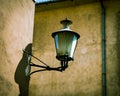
[23,18,80,75]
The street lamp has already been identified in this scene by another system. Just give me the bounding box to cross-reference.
[52,18,80,70]
[24,18,80,75]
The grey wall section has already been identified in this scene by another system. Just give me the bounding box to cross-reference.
[0,0,34,96]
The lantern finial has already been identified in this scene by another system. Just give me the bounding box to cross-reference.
[60,18,72,29]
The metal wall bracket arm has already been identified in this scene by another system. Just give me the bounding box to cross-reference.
[23,49,69,76]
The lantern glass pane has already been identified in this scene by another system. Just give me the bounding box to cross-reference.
[53,31,79,61]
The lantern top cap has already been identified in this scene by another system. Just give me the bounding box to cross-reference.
[60,18,72,29]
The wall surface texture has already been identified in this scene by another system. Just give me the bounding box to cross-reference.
[0,0,120,96]
[0,0,34,96]
[30,0,120,96]
[105,1,120,96]
[31,1,101,96]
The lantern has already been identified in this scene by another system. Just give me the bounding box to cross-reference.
[52,18,80,63]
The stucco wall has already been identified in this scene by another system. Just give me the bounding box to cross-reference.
[105,1,120,96]
[0,0,120,96]
[30,0,120,96]
[0,0,34,96]
[30,1,101,96]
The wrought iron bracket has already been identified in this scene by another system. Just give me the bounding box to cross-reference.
[23,49,68,76]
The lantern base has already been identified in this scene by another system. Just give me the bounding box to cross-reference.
[56,55,73,61]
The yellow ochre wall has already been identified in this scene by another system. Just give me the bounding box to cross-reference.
[30,0,120,96]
